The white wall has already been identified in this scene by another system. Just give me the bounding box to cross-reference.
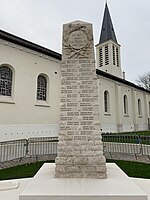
[0,39,61,125]
[0,39,61,141]
[98,75,150,133]
[0,124,59,142]
[98,76,117,132]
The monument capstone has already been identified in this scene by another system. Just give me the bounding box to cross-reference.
[55,20,107,179]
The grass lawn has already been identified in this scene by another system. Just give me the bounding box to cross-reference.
[0,160,150,180]
[107,160,150,179]
[0,161,46,180]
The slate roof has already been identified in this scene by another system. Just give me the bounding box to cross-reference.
[99,3,118,44]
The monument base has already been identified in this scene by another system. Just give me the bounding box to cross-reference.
[19,163,147,200]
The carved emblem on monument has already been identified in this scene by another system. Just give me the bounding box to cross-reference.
[68,30,87,49]
[63,22,93,59]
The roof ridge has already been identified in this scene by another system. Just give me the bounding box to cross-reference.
[0,29,61,60]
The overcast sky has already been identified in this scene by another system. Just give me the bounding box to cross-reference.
[0,0,149,83]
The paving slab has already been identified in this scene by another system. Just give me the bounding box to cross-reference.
[19,163,147,200]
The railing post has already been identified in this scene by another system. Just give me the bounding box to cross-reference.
[139,135,143,155]
[25,139,29,156]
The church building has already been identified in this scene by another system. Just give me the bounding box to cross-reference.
[0,4,150,141]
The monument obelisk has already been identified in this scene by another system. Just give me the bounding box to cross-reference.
[55,21,107,178]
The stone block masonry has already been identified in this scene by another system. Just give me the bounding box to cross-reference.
[55,20,107,178]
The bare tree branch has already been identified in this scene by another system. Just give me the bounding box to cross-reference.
[136,72,150,91]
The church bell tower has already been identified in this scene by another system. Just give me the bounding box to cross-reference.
[96,3,122,78]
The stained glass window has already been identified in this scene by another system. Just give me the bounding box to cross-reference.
[0,66,12,96]
[37,75,47,101]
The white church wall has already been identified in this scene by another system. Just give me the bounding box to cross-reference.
[98,74,150,133]
[98,76,118,132]
[145,94,150,118]
[121,85,149,131]
[121,85,134,132]
[100,123,117,133]
[0,124,59,142]
[135,90,148,130]
[0,39,61,141]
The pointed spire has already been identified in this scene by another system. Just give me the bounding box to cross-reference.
[99,3,118,44]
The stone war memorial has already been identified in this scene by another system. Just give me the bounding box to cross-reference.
[19,20,147,200]
[55,20,107,179]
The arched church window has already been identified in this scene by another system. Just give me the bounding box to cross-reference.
[0,66,13,96]
[37,74,47,101]
[104,90,109,113]
[123,95,128,114]
[138,98,142,115]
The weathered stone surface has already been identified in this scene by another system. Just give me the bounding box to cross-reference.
[55,20,107,179]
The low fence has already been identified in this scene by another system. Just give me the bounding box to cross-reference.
[0,137,58,163]
[28,137,58,156]
[102,134,150,157]
[0,135,150,164]
[0,139,27,162]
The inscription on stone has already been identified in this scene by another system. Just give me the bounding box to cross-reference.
[55,20,107,179]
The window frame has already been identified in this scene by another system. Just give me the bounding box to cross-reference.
[0,64,15,104]
[104,90,110,114]
[35,73,50,107]
[123,95,128,115]
[138,98,142,116]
